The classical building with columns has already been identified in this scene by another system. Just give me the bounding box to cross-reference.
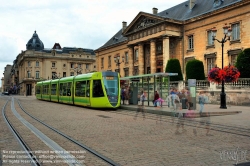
[5,31,96,96]
[95,0,250,79]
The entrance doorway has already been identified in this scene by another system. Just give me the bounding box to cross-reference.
[157,68,162,72]
[26,84,32,96]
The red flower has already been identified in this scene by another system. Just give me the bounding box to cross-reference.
[223,65,240,83]
[208,65,240,84]
[208,67,225,84]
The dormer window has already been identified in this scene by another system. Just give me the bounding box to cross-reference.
[213,0,223,7]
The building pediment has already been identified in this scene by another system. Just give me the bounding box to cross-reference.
[123,12,165,36]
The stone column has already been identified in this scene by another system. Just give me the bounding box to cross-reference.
[163,36,170,72]
[150,39,156,74]
[128,46,134,76]
[138,43,144,75]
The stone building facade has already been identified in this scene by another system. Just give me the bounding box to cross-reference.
[2,65,12,92]
[6,31,96,96]
[95,0,250,79]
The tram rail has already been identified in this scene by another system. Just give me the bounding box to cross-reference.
[113,108,250,137]
[2,98,41,166]
[15,97,119,166]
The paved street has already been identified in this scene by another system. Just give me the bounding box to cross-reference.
[121,102,250,128]
[0,95,250,166]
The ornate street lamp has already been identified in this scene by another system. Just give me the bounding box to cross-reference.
[114,54,124,75]
[212,24,232,109]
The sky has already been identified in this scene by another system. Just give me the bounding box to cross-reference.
[0,0,187,86]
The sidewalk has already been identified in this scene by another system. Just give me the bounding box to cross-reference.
[120,102,250,128]
[120,102,242,117]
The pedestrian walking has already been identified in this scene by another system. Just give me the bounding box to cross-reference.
[167,89,181,123]
[175,107,186,134]
[121,87,125,105]
[124,87,130,105]
[193,111,211,136]
[198,91,205,114]
[134,90,146,120]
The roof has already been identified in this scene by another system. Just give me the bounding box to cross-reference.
[96,29,127,50]
[26,31,44,51]
[97,0,242,50]
[158,0,241,21]
[41,47,95,55]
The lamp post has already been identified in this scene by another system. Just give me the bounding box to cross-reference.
[212,24,232,109]
[114,55,124,75]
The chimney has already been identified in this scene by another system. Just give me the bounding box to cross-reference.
[152,7,158,15]
[122,21,127,32]
[189,0,196,9]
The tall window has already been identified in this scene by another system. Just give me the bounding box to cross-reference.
[134,49,139,61]
[231,55,237,66]
[52,62,55,67]
[207,58,215,74]
[63,72,66,77]
[36,61,39,67]
[78,63,82,68]
[28,61,31,67]
[231,23,240,41]
[124,68,129,77]
[207,31,214,46]
[134,66,139,75]
[52,72,57,79]
[156,43,162,54]
[71,63,74,68]
[108,56,111,67]
[35,71,39,79]
[86,64,89,69]
[27,71,31,78]
[125,52,128,63]
[188,35,194,50]
[101,58,104,67]
[70,72,74,76]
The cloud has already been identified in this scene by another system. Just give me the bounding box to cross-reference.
[0,0,186,86]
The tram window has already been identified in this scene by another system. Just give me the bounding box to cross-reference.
[75,81,86,97]
[43,85,48,95]
[93,80,104,97]
[60,83,67,96]
[51,84,56,95]
[86,80,90,97]
[67,82,72,96]
[36,86,41,94]
[59,83,63,96]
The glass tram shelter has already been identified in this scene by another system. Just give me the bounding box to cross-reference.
[120,72,178,106]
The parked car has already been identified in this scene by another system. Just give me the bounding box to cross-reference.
[3,91,9,95]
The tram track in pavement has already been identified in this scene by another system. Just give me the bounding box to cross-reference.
[112,108,250,137]
[14,97,119,166]
[2,97,41,166]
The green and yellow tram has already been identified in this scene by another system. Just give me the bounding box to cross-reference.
[35,71,120,108]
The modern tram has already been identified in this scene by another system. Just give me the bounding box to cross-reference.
[35,71,120,108]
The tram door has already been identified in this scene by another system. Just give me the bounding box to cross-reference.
[26,84,32,96]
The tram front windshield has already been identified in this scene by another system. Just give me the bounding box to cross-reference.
[103,76,119,104]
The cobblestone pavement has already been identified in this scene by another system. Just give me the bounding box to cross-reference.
[1,95,250,166]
